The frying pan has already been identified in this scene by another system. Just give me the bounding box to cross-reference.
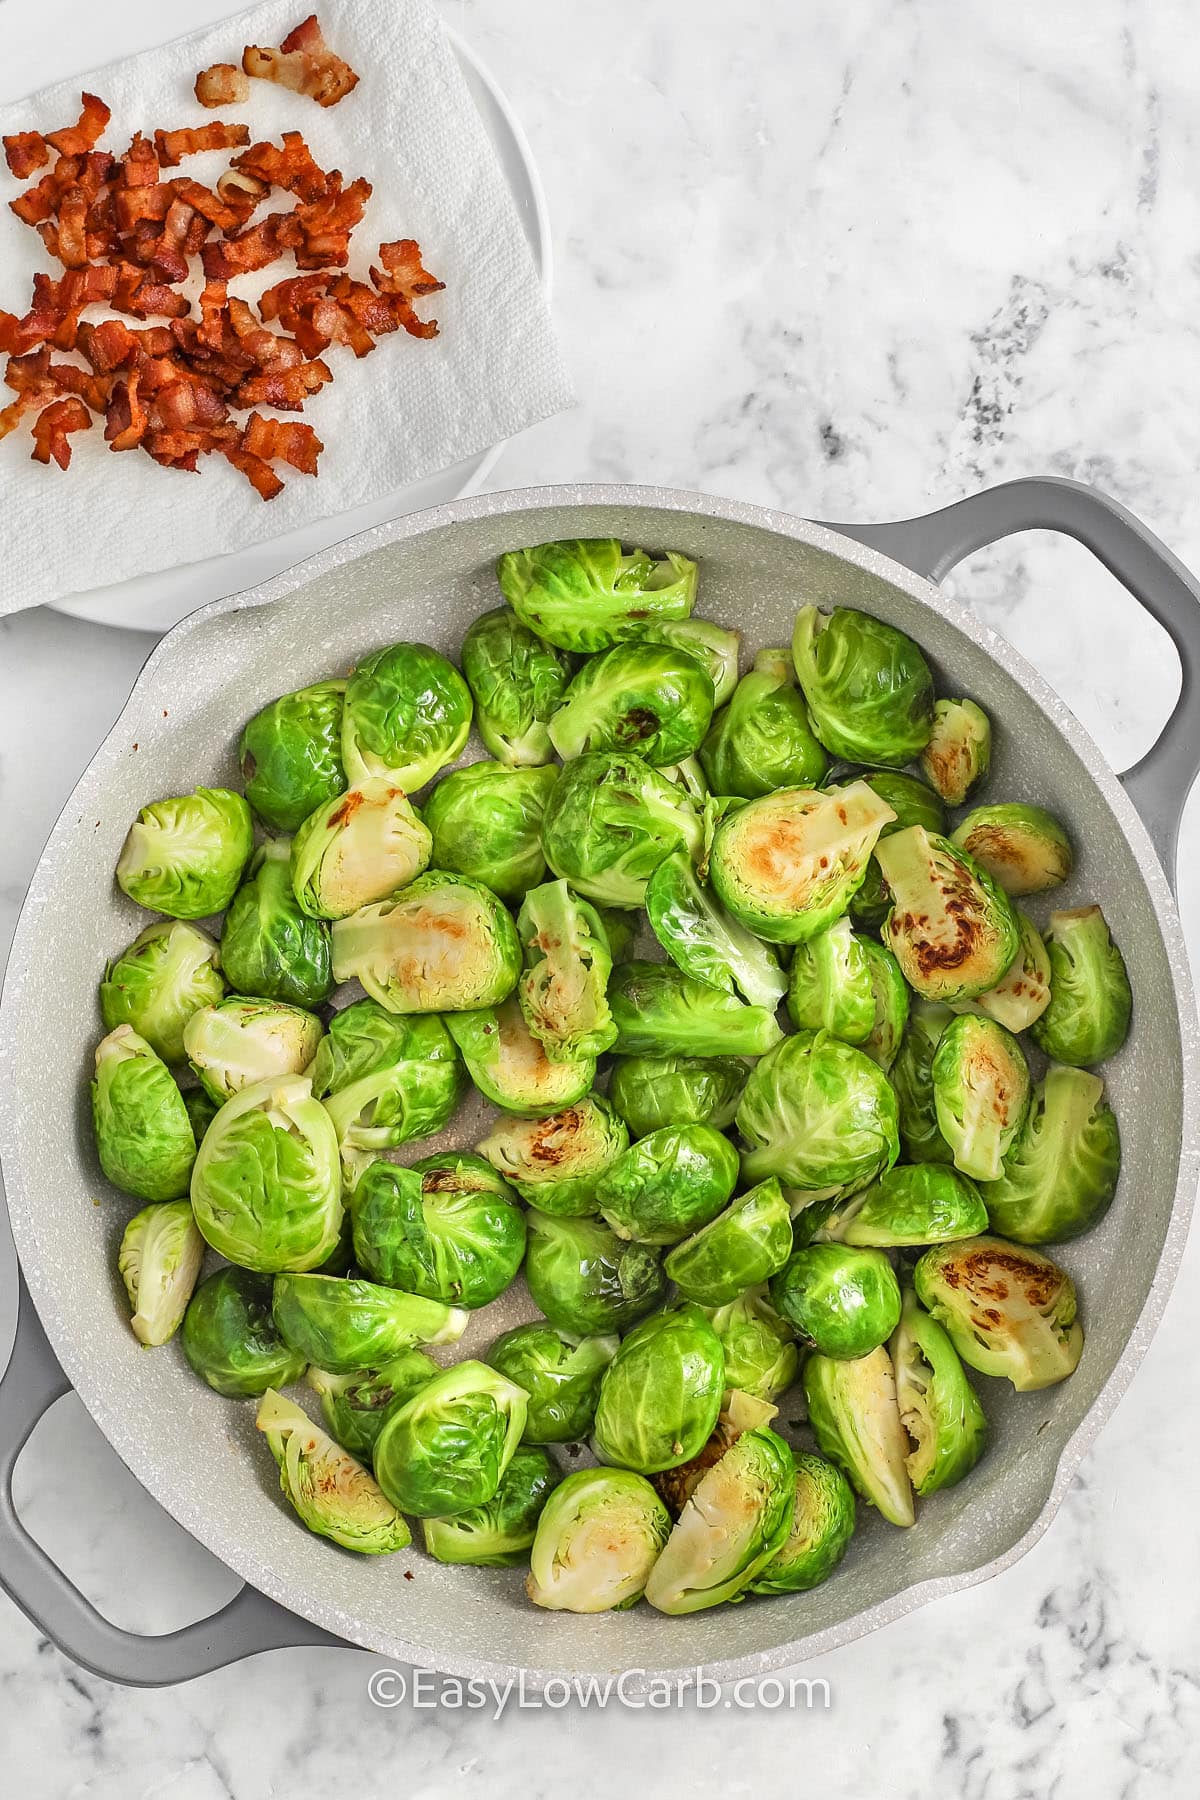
[0,476,1197,1690]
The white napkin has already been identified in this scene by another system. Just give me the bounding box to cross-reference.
[0,0,572,614]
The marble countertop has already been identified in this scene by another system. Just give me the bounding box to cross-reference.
[3,0,1200,1792]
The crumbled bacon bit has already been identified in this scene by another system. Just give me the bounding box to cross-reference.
[195,64,251,109]
[153,122,251,168]
[242,410,322,473]
[3,132,48,179]
[242,14,360,108]
[234,358,332,410]
[30,394,91,466]
[45,94,111,158]
[292,173,371,269]
[200,211,301,279]
[231,132,330,201]
[222,441,284,498]
[120,134,160,189]
[104,369,147,449]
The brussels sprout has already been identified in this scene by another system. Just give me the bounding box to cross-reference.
[951,802,1073,898]
[100,921,225,1066]
[290,781,432,921]
[331,873,521,1015]
[115,787,253,919]
[349,1159,526,1307]
[875,826,1021,1003]
[592,1304,725,1473]
[422,761,556,903]
[597,1124,740,1246]
[736,1032,899,1194]
[709,781,896,944]
[411,1147,522,1202]
[189,1074,342,1273]
[633,618,741,706]
[182,1267,306,1396]
[92,1027,196,1201]
[221,840,332,1009]
[645,849,786,1011]
[607,1053,747,1140]
[890,1287,988,1495]
[1031,906,1132,1066]
[829,1163,987,1247]
[702,1287,799,1400]
[309,1003,464,1168]
[980,1065,1121,1243]
[931,1014,1031,1182]
[958,909,1051,1035]
[749,1451,856,1594]
[664,1177,792,1305]
[182,1084,220,1141]
[239,680,346,832]
[698,648,829,798]
[256,1389,411,1554]
[848,769,947,930]
[540,751,703,908]
[862,941,910,1072]
[787,917,875,1043]
[770,1244,901,1359]
[516,879,617,1061]
[341,641,472,792]
[914,1234,1083,1390]
[497,539,698,653]
[372,1359,527,1515]
[803,1345,915,1527]
[525,1212,666,1336]
[272,1273,468,1372]
[919,698,991,807]
[792,605,934,766]
[184,997,323,1103]
[645,1426,795,1613]
[460,606,574,767]
[608,960,784,1058]
[117,1200,204,1346]
[306,1351,439,1460]
[548,640,715,768]
[486,1324,618,1444]
[891,1000,955,1165]
[446,996,595,1115]
[478,1097,629,1216]
[526,1466,671,1611]
[422,1445,560,1567]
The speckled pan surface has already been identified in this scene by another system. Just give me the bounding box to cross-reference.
[1,485,1196,1688]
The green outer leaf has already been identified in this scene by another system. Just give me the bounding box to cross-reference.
[182,1267,306,1397]
[100,920,225,1066]
[770,1243,901,1359]
[735,1031,899,1193]
[596,1123,740,1246]
[792,605,934,766]
[980,1064,1121,1243]
[486,1323,618,1444]
[539,751,703,909]
[496,539,697,652]
[547,640,715,767]
[608,960,784,1058]
[306,1351,439,1460]
[524,1211,666,1336]
[272,1273,467,1372]
[1030,906,1132,1066]
[645,849,786,1010]
[607,1052,747,1139]
[372,1360,528,1516]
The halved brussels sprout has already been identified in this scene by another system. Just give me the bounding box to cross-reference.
[422,1445,560,1567]
[931,1014,1031,1182]
[597,1124,740,1246]
[526,1466,671,1612]
[184,997,323,1103]
[116,787,253,919]
[736,1032,899,1194]
[540,751,703,908]
[608,960,784,1058]
[664,1176,792,1305]
[189,1074,342,1272]
[341,642,472,792]
[607,1053,748,1140]
[980,1065,1121,1243]
[446,995,595,1115]
[273,1273,468,1372]
[709,780,896,944]
[875,826,1021,1003]
[372,1359,527,1515]
[349,1159,526,1307]
[646,849,786,1010]
[516,879,617,1061]
[182,1266,306,1396]
[411,1148,523,1201]
[803,1345,915,1527]
[422,761,556,904]
[486,1323,618,1444]
[478,1096,629,1216]
[958,909,1051,1034]
[182,1084,220,1142]
[306,1351,439,1460]
[633,618,741,706]
[256,1389,411,1554]
[861,940,909,1071]
[749,1452,855,1595]
[770,1244,901,1359]
[699,648,829,798]
[592,1303,725,1473]
[890,1287,988,1495]
[290,780,432,920]
[240,680,346,833]
[92,1027,196,1201]
[309,1003,464,1168]
[1031,906,1132,1066]
[914,1234,1083,1390]
[524,1212,666,1336]
[792,605,934,766]
[919,698,991,807]
[497,539,698,653]
[548,640,715,767]
[787,917,874,1043]
[645,1425,795,1613]
[829,1163,987,1247]
[702,1287,799,1400]
[221,840,333,1009]
[951,802,1073,898]
[891,1000,955,1164]
[117,1200,204,1346]
[460,607,574,767]
[847,768,947,930]
[100,921,225,1066]
[331,873,521,1014]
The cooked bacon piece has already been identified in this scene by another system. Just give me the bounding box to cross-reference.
[200,212,301,279]
[195,64,250,109]
[369,238,443,338]
[291,173,371,269]
[114,181,174,232]
[196,279,229,350]
[222,440,285,498]
[110,266,191,320]
[166,177,239,235]
[242,14,360,108]
[214,167,268,227]
[4,345,59,397]
[120,133,160,189]
[42,360,111,413]
[55,187,89,267]
[234,357,331,411]
[30,395,91,467]
[231,132,330,201]
[152,377,229,430]
[3,131,47,178]
[104,369,147,449]
[10,171,59,226]
[57,265,119,309]
[76,318,140,372]
[45,94,111,158]
[154,121,251,167]
[241,410,322,474]
[143,424,237,469]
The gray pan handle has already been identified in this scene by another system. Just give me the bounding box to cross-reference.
[0,1217,339,1684]
[827,476,1200,882]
